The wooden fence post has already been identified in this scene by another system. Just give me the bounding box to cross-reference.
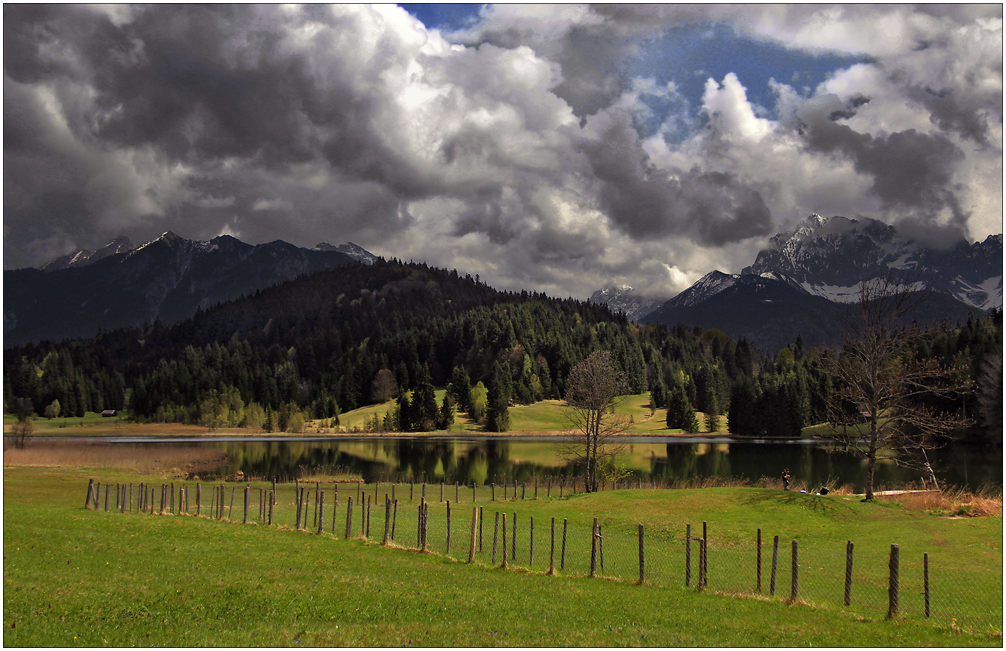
[599,525,604,571]
[440,481,444,503]
[534,477,538,499]
[561,518,568,570]
[888,544,900,618]
[383,497,391,544]
[492,511,500,564]
[357,481,361,504]
[345,496,353,539]
[446,500,452,555]
[243,485,250,524]
[196,483,201,516]
[923,552,930,618]
[304,490,311,531]
[317,491,326,534]
[421,502,428,550]
[511,512,517,561]
[790,540,799,602]
[492,483,496,502]
[392,500,398,540]
[529,516,534,567]
[332,487,339,534]
[698,538,706,590]
[500,513,508,569]
[314,482,320,528]
[548,517,555,575]
[410,481,414,502]
[590,518,599,577]
[85,479,95,510]
[268,490,274,526]
[417,502,423,548]
[366,495,371,538]
[770,535,779,596]
[455,482,459,503]
[844,540,854,606]
[685,523,691,587]
[702,521,707,586]
[472,482,476,503]
[468,507,478,563]
[756,528,762,592]
[638,524,645,584]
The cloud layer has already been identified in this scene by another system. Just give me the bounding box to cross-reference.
[4,4,1002,299]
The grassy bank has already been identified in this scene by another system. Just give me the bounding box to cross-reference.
[4,464,1001,647]
[4,393,740,439]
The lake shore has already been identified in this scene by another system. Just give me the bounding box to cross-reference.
[4,419,798,441]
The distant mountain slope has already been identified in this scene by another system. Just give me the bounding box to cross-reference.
[642,214,999,352]
[3,233,377,347]
[589,285,664,322]
[644,271,978,352]
[39,235,137,272]
[743,214,1002,309]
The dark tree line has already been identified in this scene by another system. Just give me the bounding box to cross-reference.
[4,259,999,442]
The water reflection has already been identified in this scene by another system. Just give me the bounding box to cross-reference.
[132,437,1002,493]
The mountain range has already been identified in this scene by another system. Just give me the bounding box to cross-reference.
[3,232,378,347]
[5,214,1002,353]
[589,214,1001,352]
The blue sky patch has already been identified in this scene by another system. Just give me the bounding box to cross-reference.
[627,22,872,142]
[402,3,484,31]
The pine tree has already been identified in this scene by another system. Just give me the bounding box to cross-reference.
[486,361,511,432]
[705,393,719,433]
[666,384,698,432]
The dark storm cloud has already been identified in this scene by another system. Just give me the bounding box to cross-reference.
[579,113,771,245]
[791,93,969,238]
[904,85,993,146]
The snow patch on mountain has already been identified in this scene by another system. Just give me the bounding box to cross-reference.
[589,285,665,321]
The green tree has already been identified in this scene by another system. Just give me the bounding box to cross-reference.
[438,394,455,431]
[705,393,719,433]
[486,361,511,432]
[469,381,488,424]
[666,384,699,432]
[44,399,61,420]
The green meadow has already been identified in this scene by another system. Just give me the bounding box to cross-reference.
[4,463,1001,647]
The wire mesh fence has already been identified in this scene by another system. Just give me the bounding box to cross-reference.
[84,478,1002,635]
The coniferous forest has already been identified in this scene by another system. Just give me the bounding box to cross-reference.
[3,259,1001,442]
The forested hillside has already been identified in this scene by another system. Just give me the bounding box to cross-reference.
[4,260,1000,442]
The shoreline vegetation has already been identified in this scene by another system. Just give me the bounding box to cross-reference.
[3,394,867,441]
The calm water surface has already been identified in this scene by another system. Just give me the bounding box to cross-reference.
[99,435,1001,493]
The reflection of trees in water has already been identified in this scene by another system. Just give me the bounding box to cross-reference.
[209,438,998,491]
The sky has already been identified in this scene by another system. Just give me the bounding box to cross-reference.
[4,4,1003,300]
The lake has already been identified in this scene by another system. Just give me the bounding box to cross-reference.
[98,435,1002,493]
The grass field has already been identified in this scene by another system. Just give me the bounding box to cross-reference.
[4,461,1001,647]
[331,390,723,437]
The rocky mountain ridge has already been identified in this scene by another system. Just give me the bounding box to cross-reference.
[639,214,1001,352]
[4,233,377,347]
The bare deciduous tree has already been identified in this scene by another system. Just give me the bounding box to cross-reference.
[558,351,631,492]
[824,276,971,501]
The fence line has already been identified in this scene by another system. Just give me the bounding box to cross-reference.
[81,478,1001,634]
